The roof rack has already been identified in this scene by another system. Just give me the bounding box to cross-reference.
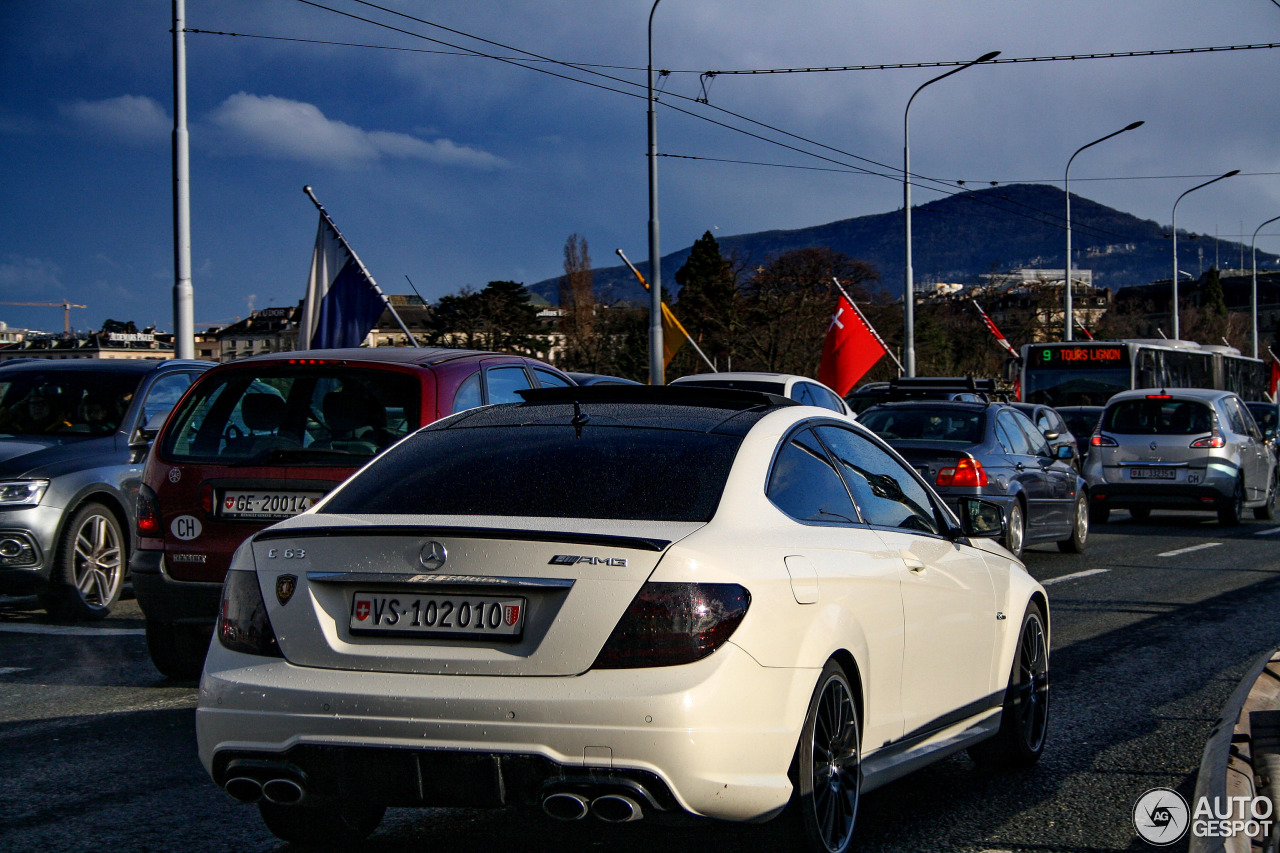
[517,384,795,410]
[881,376,999,403]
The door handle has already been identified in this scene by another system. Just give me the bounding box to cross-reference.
[904,558,926,573]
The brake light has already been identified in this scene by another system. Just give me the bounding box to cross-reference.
[199,482,214,515]
[936,458,988,487]
[1190,433,1226,448]
[592,582,750,669]
[137,484,161,537]
[1091,433,1118,447]
[1146,394,1172,400]
[285,358,345,365]
[217,570,282,658]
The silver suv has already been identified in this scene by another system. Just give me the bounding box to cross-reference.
[0,358,211,619]
[1084,387,1277,525]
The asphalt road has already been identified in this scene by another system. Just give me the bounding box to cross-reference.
[3,510,1280,853]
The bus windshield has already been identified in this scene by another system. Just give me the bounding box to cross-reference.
[1023,368,1131,407]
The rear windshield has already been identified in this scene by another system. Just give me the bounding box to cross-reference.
[0,370,140,437]
[160,367,419,465]
[322,424,741,522]
[858,407,985,444]
[1102,399,1213,435]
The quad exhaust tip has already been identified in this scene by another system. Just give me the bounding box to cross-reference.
[224,776,306,806]
[542,792,590,821]
[592,794,643,823]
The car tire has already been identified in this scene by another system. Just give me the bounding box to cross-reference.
[968,604,1049,769]
[42,502,124,621]
[1219,476,1244,526]
[145,620,210,681]
[788,659,860,853]
[1089,503,1110,525]
[258,800,385,848]
[1057,493,1088,554]
[1128,507,1150,522]
[1003,500,1025,558]
[1254,474,1277,521]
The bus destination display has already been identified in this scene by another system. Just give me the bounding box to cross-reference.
[1034,345,1129,368]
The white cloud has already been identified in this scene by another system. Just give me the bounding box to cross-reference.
[0,255,63,294]
[206,93,507,170]
[59,95,169,144]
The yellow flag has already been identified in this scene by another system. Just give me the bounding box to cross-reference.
[661,302,689,370]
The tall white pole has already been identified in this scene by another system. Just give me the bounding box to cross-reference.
[1064,121,1143,342]
[171,0,194,359]
[1171,170,1238,341]
[646,0,664,385]
[1252,215,1280,359]
[903,51,998,377]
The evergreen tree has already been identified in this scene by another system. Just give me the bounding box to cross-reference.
[674,231,739,367]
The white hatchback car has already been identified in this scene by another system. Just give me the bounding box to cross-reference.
[671,371,855,416]
[196,385,1050,852]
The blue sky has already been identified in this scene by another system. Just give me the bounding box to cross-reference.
[3,1,1280,334]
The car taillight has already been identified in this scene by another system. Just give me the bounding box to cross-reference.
[592,582,750,669]
[200,482,214,515]
[937,458,987,487]
[1190,433,1226,448]
[137,484,162,537]
[217,570,282,658]
[1091,433,1118,447]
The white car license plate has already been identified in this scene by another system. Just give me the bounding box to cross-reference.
[1129,468,1177,480]
[219,490,325,519]
[349,592,526,638]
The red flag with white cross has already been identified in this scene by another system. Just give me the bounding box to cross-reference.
[817,295,887,396]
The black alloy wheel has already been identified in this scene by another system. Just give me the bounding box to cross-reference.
[969,604,1050,768]
[1219,476,1244,526]
[792,660,861,853]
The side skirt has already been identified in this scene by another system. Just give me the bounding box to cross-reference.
[861,706,1003,793]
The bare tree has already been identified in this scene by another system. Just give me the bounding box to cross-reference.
[559,233,597,369]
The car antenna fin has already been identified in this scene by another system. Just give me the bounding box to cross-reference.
[571,400,590,437]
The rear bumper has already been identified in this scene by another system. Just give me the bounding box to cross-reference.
[196,639,817,822]
[1088,482,1229,509]
[130,549,223,625]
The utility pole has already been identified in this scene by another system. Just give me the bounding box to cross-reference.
[171,0,194,358]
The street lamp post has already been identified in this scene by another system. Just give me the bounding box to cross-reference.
[646,0,664,385]
[903,51,999,377]
[1171,170,1239,340]
[1064,121,1143,341]
[1252,215,1280,359]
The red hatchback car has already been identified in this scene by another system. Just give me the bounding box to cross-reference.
[131,347,574,678]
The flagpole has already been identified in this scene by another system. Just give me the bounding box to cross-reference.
[616,249,717,372]
[302,186,419,348]
[831,277,904,375]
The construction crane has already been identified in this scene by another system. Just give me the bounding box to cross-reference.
[0,300,88,334]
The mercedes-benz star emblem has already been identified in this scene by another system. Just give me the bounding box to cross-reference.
[1150,441,1158,451]
[419,540,447,571]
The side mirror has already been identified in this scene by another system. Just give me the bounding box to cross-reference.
[129,412,169,449]
[1056,445,1075,460]
[958,497,1006,539]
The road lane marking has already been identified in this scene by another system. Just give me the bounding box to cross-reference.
[1157,542,1223,558]
[0,666,29,675]
[1254,527,1280,536]
[0,623,144,637]
[1041,568,1110,586]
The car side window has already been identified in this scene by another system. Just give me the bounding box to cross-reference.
[996,410,1034,455]
[453,372,482,413]
[812,385,846,413]
[141,372,196,425]
[767,428,859,524]
[1222,398,1248,436]
[1229,398,1260,439]
[790,383,817,407]
[815,425,940,535]
[533,368,572,388]
[486,366,533,405]
[1011,411,1052,458]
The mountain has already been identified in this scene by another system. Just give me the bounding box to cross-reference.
[527,183,1279,305]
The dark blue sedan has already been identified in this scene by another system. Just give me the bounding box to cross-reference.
[858,400,1088,557]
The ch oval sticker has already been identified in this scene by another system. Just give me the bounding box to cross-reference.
[171,515,202,541]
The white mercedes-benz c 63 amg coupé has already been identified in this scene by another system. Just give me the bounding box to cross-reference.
[196,385,1049,853]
